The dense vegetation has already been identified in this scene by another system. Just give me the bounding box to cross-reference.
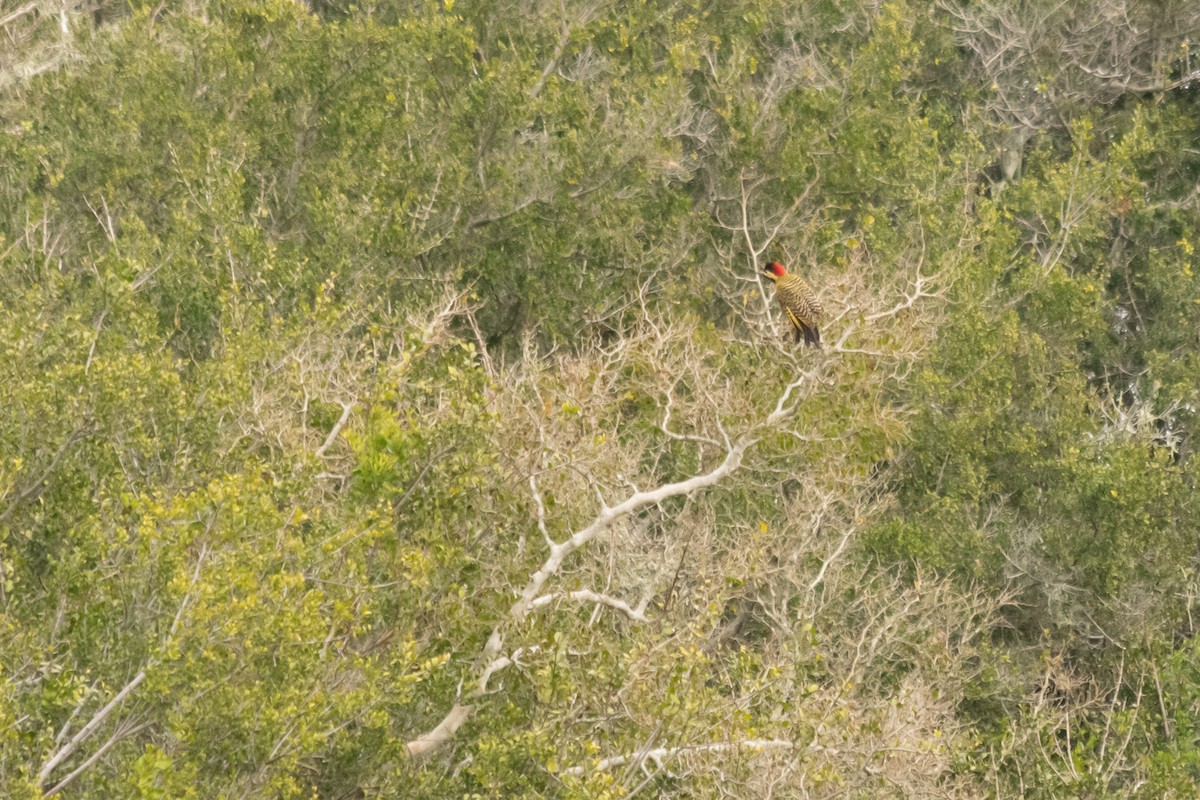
[3,1,1200,797]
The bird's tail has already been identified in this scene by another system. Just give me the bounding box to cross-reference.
[793,322,821,348]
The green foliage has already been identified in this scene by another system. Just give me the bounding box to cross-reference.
[5,0,1200,797]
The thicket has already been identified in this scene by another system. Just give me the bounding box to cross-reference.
[2,1,1200,797]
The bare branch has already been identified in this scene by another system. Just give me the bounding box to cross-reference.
[562,739,818,777]
[766,372,814,426]
[477,655,512,695]
[467,194,552,228]
[170,543,209,639]
[0,2,37,28]
[84,309,108,375]
[405,704,474,759]
[0,425,92,524]
[43,720,151,798]
[529,468,556,552]
[405,430,755,757]
[528,0,577,99]
[809,527,855,590]
[864,269,939,322]
[510,439,751,621]
[462,304,496,380]
[660,386,721,447]
[528,589,650,622]
[315,402,354,458]
[38,671,146,785]
[393,447,453,515]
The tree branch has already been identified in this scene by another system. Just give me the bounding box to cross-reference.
[510,439,751,621]
[404,437,753,757]
[404,350,833,757]
[43,720,151,798]
[561,738,819,777]
[660,386,721,447]
[315,402,354,458]
[38,671,146,785]
[528,589,649,622]
[0,1,37,28]
[405,704,474,759]
[529,468,555,551]
[0,425,92,524]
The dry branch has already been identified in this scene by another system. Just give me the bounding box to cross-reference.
[37,671,146,785]
[561,738,819,777]
[528,589,650,622]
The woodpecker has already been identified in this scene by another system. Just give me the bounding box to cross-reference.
[763,261,822,347]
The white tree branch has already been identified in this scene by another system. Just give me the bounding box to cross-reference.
[405,704,474,759]
[510,439,751,621]
[38,671,146,784]
[661,387,721,447]
[477,656,513,694]
[315,402,354,458]
[405,349,835,757]
[528,589,650,622]
[562,738,819,776]
[36,541,212,785]
[767,372,813,426]
[43,720,151,798]
[529,468,556,551]
[864,269,939,322]
[405,437,754,757]
[810,526,856,590]
[0,2,37,28]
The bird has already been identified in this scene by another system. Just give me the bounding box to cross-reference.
[763,261,822,347]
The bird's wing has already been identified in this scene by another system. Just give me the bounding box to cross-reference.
[783,305,807,332]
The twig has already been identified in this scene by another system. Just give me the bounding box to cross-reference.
[44,720,151,798]
[462,305,496,379]
[84,309,108,375]
[660,386,721,447]
[528,0,573,99]
[529,468,555,551]
[528,589,650,622]
[0,1,37,28]
[315,402,354,458]
[38,671,146,784]
[392,447,452,514]
[809,525,854,589]
[562,739,814,776]
[170,543,208,638]
[0,426,91,524]
[1152,662,1171,739]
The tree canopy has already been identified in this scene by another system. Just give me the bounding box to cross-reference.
[3,1,1200,797]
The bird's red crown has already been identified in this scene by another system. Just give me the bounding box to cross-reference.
[764,261,787,277]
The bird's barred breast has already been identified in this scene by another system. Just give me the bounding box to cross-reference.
[778,277,821,321]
